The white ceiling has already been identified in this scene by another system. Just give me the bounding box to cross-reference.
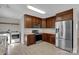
[0,4,79,20]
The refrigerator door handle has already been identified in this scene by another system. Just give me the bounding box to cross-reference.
[58,28,59,32]
[56,28,57,33]
[56,28,59,33]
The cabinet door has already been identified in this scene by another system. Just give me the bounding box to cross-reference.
[46,16,56,28]
[49,35,55,45]
[56,9,73,21]
[42,34,55,44]
[46,18,52,28]
[27,35,36,46]
[32,17,42,28]
[24,15,42,28]
[52,18,55,28]
[24,16,32,28]
[42,19,46,28]
[32,17,37,25]
[37,18,42,27]
[42,34,47,41]
[42,34,51,43]
[42,34,45,41]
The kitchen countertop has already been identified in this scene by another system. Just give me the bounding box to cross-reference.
[24,33,34,35]
[24,33,55,36]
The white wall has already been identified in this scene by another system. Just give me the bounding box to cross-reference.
[0,17,20,32]
[0,17,19,23]
[76,10,79,53]
[77,21,79,53]
[20,16,24,44]
[0,24,19,32]
[73,9,78,53]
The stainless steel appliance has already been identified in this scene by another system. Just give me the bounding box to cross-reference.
[32,30,42,41]
[55,20,73,52]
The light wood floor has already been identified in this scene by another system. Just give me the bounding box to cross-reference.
[7,41,73,55]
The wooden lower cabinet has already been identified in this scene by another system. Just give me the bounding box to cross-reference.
[25,33,55,46]
[42,33,47,41]
[42,33,55,45]
[27,35,36,46]
[49,35,55,45]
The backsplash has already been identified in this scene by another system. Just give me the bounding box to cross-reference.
[43,28,55,34]
[24,28,43,34]
[24,28,55,34]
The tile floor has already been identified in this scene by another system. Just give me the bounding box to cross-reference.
[7,41,74,55]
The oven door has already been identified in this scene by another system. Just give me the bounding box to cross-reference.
[11,34,20,43]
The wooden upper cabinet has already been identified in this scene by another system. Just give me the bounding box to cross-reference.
[56,9,73,21]
[24,15,32,28]
[46,16,56,28]
[24,14,42,28]
[32,17,39,25]
[24,14,56,28]
[41,19,46,28]
[32,17,42,28]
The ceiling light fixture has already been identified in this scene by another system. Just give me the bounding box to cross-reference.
[27,5,46,14]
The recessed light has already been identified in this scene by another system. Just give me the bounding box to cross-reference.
[27,5,46,14]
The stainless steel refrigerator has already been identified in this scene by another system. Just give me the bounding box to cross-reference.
[55,20,73,52]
